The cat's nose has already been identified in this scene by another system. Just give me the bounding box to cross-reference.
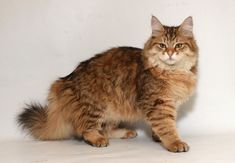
[167,48,174,57]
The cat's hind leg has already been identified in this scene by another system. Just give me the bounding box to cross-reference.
[104,122,137,139]
[83,130,109,147]
[108,128,137,139]
[73,103,109,147]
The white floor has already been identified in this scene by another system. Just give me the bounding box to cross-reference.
[1,134,234,163]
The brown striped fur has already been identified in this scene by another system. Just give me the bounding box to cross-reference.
[18,16,198,152]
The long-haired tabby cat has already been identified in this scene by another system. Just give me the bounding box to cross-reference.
[18,16,198,152]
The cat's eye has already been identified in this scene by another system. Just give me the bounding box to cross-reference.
[158,43,166,49]
[175,43,183,49]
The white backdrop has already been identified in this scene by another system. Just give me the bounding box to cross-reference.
[0,0,235,140]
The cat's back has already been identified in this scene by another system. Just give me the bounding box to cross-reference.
[86,46,142,68]
[62,47,143,81]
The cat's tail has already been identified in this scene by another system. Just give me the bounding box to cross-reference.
[17,102,73,140]
[17,103,48,139]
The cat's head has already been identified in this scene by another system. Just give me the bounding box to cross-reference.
[143,16,198,71]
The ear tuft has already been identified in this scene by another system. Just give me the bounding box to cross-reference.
[151,15,164,36]
[179,16,193,37]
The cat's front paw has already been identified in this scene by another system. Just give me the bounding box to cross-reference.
[165,140,189,152]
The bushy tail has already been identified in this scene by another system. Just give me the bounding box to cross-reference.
[18,102,73,140]
[17,103,48,139]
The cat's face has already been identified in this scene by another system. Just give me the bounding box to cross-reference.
[144,16,198,71]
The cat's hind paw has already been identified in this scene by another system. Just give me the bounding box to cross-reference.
[85,137,109,147]
[121,130,138,139]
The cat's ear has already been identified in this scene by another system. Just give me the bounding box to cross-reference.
[179,16,193,37]
[151,15,164,37]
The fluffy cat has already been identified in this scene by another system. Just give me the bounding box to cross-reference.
[18,16,198,152]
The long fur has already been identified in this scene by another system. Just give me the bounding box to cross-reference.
[17,16,198,152]
[17,103,47,137]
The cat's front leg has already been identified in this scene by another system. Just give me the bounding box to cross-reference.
[145,103,189,152]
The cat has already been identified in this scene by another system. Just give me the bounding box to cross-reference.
[18,15,198,152]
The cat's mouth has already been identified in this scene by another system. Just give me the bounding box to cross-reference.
[161,58,177,66]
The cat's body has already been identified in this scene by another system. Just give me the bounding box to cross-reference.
[18,16,198,152]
